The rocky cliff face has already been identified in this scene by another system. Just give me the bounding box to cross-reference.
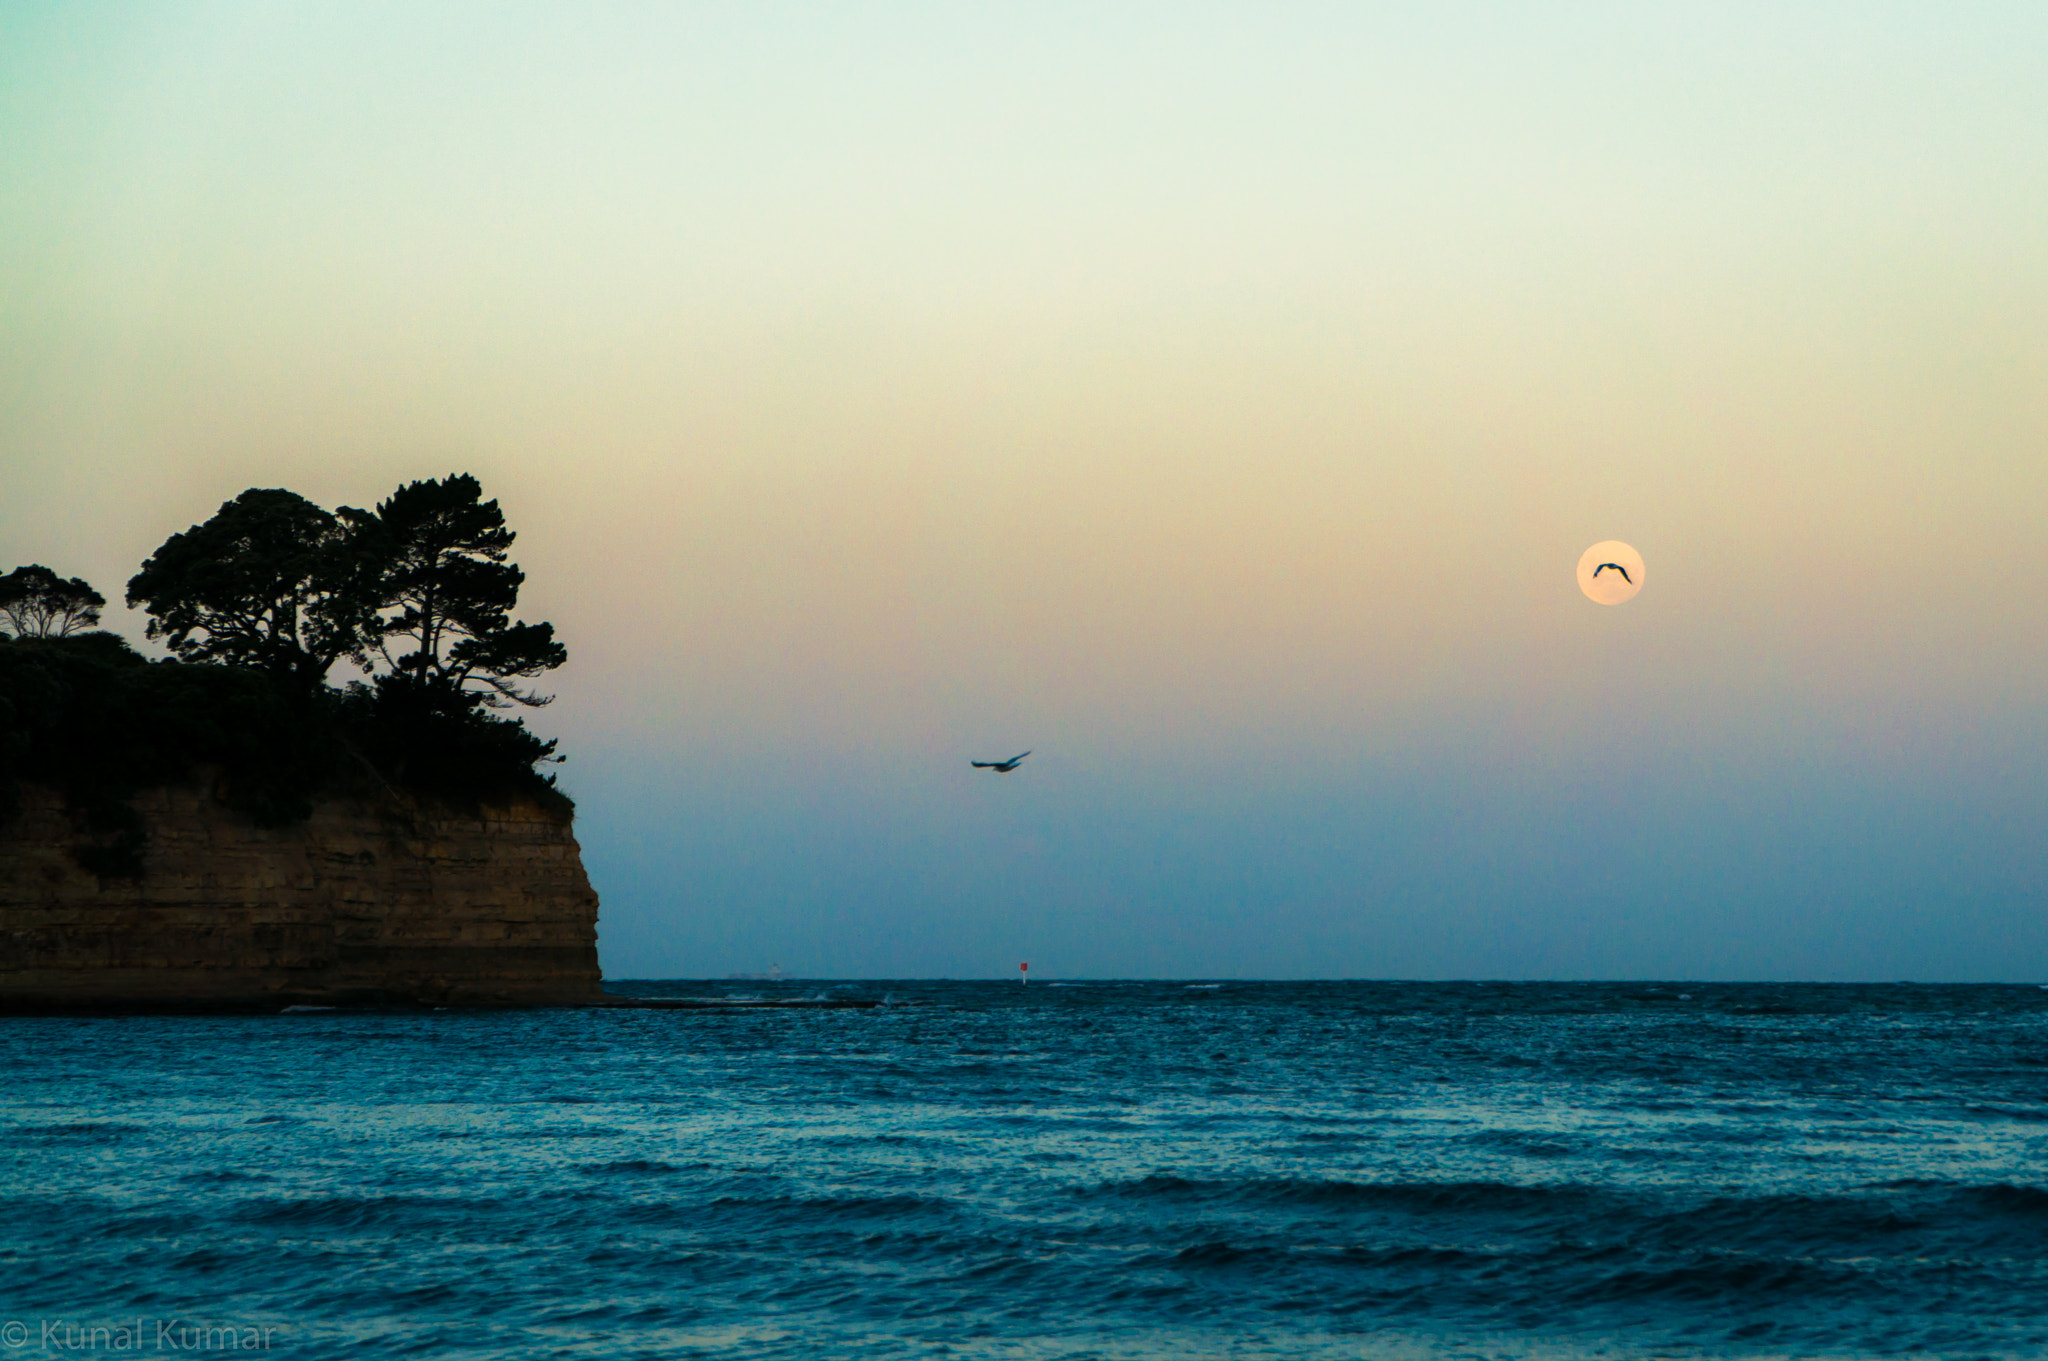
[0,782,603,1010]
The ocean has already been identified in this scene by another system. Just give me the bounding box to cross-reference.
[4,981,2047,1359]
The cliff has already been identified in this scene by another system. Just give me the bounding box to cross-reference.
[0,781,603,1011]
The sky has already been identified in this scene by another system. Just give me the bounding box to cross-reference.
[4,3,2045,979]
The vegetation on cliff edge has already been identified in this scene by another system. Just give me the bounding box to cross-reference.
[0,475,572,876]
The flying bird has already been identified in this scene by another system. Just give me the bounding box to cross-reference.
[1591,562,1633,584]
[972,751,1031,773]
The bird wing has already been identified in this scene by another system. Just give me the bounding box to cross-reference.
[1617,565,1632,583]
[970,761,994,768]
[1009,751,1031,765]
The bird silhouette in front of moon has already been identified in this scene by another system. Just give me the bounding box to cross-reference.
[971,752,1031,773]
[1577,541,1644,604]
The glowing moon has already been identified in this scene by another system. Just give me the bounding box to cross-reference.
[1577,541,1644,605]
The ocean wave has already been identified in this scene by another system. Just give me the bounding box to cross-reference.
[1960,1183,2048,1216]
[1632,1193,1927,1255]
[1078,1175,1602,1216]
[235,1194,508,1230]
[1074,1175,2048,1265]
[498,1125,624,1140]
[1557,1253,1869,1306]
[9,1120,146,1138]
[703,1191,958,1222]
[1454,1128,1580,1157]
[1960,1103,2048,1122]
[578,1158,695,1176]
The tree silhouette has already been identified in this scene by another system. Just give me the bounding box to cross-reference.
[4,479,575,830]
[126,489,375,690]
[350,474,565,709]
[0,565,105,639]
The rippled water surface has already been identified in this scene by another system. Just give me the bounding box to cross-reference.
[5,982,2048,1358]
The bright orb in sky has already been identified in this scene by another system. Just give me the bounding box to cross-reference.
[1577,541,1645,605]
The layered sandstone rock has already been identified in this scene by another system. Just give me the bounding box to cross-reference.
[0,782,602,1010]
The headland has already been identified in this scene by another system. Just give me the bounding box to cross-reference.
[1,475,604,1011]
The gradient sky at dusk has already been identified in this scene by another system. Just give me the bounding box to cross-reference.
[5,4,2045,978]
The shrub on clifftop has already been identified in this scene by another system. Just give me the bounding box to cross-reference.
[0,631,328,858]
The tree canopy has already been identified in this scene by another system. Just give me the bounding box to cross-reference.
[353,474,566,709]
[124,477,566,712]
[0,565,105,639]
[125,488,373,692]
[5,473,573,853]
